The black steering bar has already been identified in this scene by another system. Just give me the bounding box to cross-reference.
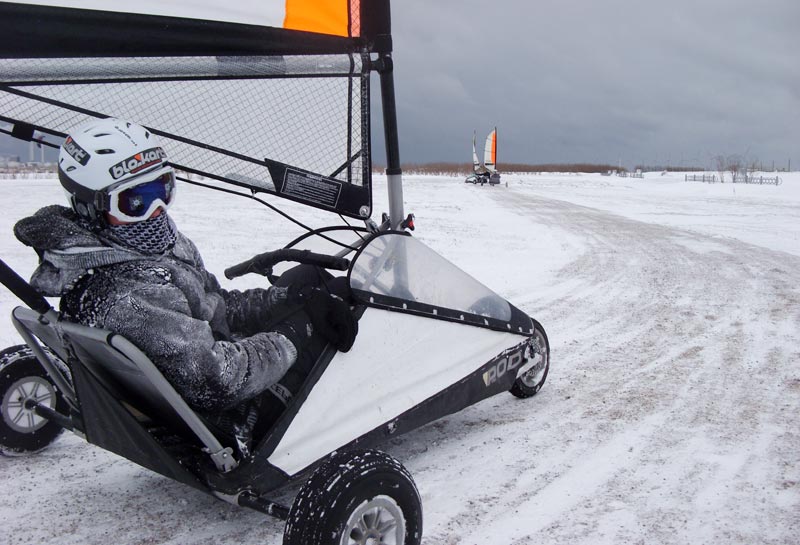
[224,249,350,280]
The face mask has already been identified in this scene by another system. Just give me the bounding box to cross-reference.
[107,211,177,254]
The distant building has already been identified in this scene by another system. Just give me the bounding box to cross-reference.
[0,154,21,164]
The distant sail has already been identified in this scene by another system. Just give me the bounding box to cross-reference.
[484,128,497,173]
[472,131,481,171]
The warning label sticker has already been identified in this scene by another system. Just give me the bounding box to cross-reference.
[282,169,342,208]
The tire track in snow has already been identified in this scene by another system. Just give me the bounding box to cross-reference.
[401,189,800,544]
[464,409,672,543]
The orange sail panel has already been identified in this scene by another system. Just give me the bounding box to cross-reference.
[484,128,497,172]
[285,0,358,37]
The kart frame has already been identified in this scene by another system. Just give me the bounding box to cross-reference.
[0,5,547,541]
[2,230,542,520]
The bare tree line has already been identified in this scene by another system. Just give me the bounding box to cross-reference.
[373,162,631,175]
[713,154,778,183]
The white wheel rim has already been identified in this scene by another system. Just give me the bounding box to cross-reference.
[341,495,406,545]
[2,376,56,433]
[520,331,548,387]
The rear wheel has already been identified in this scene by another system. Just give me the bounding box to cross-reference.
[283,449,422,545]
[510,325,550,398]
[0,345,68,456]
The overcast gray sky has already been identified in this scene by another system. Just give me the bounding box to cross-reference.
[381,0,799,168]
[2,0,798,169]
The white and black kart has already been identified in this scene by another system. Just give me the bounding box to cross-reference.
[464,172,487,185]
[0,2,550,543]
[0,226,549,544]
[464,172,501,186]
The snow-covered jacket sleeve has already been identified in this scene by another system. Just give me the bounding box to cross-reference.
[181,237,287,335]
[63,268,297,413]
[220,286,289,335]
[205,272,287,335]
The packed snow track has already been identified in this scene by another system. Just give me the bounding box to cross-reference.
[1,175,797,544]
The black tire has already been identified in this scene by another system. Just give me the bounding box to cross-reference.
[510,324,550,399]
[0,344,68,456]
[283,449,423,545]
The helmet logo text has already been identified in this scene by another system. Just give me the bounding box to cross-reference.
[109,147,167,180]
[63,136,90,166]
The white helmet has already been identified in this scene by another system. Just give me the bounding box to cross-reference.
[58,118,176,223]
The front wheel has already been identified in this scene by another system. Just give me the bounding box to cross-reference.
[0,345,68,456]
[510,325,550,398]
[283,449,422,545]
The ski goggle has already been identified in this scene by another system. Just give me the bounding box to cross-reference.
[106,167,176,223]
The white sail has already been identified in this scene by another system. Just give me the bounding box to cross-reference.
[484,127,497,173]
[3,1,283,27]
[472,130,481,171]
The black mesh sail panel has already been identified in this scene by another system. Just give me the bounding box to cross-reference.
[0,1,393,219]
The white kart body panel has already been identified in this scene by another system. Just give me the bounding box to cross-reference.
[268,307,522,475]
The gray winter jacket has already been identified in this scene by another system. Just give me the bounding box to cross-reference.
[14,205,297,413]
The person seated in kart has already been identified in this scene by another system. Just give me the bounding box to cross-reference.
[13,118,357,454]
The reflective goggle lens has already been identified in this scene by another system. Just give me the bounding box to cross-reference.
[115,172,175,218]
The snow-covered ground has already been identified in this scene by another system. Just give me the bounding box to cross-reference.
[1,171,798,544]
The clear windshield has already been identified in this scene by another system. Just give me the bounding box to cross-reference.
[350,234,512,322]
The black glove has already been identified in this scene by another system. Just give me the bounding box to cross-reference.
[272,310,312,352]
[302,288,358,352]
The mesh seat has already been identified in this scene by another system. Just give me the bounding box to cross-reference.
[11,306,237,473]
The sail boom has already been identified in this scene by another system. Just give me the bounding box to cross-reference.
[0,55,361,85]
